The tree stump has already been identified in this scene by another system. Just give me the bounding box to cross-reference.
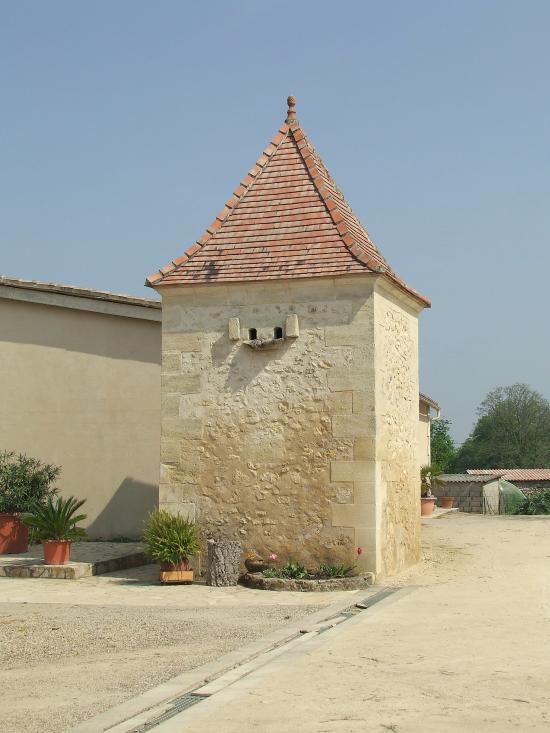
[206,539,241,586]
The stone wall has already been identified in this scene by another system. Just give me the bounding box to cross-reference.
[374,286,422,575]
[157,275,423,575]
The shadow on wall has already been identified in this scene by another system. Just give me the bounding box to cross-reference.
[86,477,158,540]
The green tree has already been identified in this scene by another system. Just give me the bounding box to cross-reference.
[451,383,550,471]
[430,418,455,472]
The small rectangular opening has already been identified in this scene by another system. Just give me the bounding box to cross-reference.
[248,328,257,339]
[274,327,283,339]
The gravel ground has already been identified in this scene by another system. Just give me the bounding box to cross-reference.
[0,600,321,733]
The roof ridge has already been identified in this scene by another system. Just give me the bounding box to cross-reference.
[146,124,291,286]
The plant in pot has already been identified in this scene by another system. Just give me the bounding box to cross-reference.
[420,464,444,517]
[0,451,60,554]
[143,509,201,584]
[23,496,87,565]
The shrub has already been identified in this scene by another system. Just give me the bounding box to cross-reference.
[514,489,550,515]
[23,496,87,541]
[143,509,201,565]
[0,451,60,514]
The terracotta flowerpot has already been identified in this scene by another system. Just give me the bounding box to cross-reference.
[439,496,454,509]
[159,559,194,583]
[0,513,29,554]
[420,497,436,517]
[244,558,269,573]
[43,540,72,565]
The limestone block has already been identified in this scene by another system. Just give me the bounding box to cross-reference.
[325,323,368,346]
[353,391,375,414]
[159,484,186,502]
[333,501,377,529]
[159,501,196,521]
[327,369,373,392]
[285,313,299,337]
[161,394,180,417]
[330,460,376,483]
[162,304,183,331]
[354,438,376,460]
[161,373,201,394]
[331,482,354,504]
[161,352,181,372]
[331,503,357,527]
[328,391,353,415]
[332,414,376,439]
[228,317,241,341]
[163,333,202,352]
[162,417,204,440]
[160,438,181,464]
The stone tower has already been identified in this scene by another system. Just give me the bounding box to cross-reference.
[147,97,430,577]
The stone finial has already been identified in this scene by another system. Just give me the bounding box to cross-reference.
[286,95,297,123]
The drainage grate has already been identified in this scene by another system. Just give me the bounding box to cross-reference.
[128,693,204,732]
[128,587,402,730]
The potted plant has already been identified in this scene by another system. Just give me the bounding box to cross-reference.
[439,496,455,509]
[143,509,201,584]
[420,464,444,517]
[23,496,87,564]
[0,451,60,554]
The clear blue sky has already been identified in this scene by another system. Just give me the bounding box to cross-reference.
[2,1,549,443]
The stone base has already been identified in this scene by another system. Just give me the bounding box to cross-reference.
[0,541,150,580]
[240,572,375,592]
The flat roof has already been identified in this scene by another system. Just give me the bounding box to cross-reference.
[0,275,161,322]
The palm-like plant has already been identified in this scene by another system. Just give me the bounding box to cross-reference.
[420,464,445,497]
[23,496,87,541]
[143,509,201,566]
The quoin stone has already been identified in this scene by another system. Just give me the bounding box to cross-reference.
[146,96,431,577]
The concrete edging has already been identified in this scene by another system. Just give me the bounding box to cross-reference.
[67,587,382,733]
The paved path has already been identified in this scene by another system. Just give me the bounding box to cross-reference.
[176,514,550,732]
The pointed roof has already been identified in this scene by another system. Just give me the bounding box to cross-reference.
[146,97,429,307]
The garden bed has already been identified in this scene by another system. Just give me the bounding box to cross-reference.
[240,572,375,592]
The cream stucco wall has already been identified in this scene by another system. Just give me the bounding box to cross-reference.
[157,274,423,576]
[417,404,431,470]
[0,297,161,538]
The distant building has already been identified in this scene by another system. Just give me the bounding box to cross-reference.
[0,276,161,538]
[466,469,550,492]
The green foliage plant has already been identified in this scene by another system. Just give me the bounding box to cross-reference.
[451,383,550,471]
[420,464,444,497]
[23,496,87,541]
[261,567,279,578]
[513,489,550,515]
[280,560,309,579]
[430,418,456,472]
[0,451,60,514]
[143,509,201,565]
[317,563,354,578]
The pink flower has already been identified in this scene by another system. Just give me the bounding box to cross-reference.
[357,547,364,555]
[269,553,278,561]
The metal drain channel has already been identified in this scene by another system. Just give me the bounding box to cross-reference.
[127,586,400,732]
[128,694,202,732]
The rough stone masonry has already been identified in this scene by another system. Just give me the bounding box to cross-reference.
[147,97,430,577]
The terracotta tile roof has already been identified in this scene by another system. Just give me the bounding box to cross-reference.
[146,97,429,307]
[467,469,550,481]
